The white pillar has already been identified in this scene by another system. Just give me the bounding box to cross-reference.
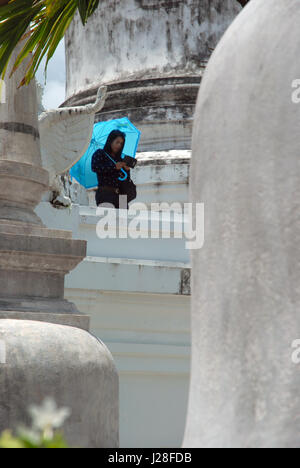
[183,0,300,448]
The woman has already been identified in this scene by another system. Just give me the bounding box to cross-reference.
[91,130,131,209]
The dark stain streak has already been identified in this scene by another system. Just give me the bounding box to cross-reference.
[0,122,40,140]
[166,21,172,53]
[136,0,182,12]
[179,268,191,295]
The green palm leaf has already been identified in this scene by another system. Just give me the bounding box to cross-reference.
[0,0,100,87]
[77,0,99,24]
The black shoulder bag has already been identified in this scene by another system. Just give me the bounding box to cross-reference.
[119,173,137,203]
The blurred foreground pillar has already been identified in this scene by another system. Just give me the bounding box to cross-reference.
[0,47,118,448]
[183,0,300,448]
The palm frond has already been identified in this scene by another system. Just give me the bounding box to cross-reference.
[77,0,99,25]
[237,0,250,6]
[0,0,100,87]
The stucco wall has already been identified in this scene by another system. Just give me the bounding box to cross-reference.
[65,0,241,97]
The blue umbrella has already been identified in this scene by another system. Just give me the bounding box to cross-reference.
[70,117,141,188]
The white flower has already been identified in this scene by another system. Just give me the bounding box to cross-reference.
[28,397,71,432]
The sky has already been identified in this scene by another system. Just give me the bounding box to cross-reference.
[36,39,66,110]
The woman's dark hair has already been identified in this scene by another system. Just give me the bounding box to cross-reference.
[103,130,126,159]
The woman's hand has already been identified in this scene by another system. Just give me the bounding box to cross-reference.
[116,161,130,171]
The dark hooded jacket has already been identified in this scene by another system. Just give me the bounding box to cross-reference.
[91,130,130,188]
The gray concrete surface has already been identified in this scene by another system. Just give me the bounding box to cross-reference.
[0,320,119,448]
[183,0,300,448]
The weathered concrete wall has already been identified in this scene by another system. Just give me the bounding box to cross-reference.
[183,0,300,448]
[64,0,241,151]
[65,0,240,95]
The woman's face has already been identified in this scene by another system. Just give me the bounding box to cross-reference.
[111,136,124,155]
